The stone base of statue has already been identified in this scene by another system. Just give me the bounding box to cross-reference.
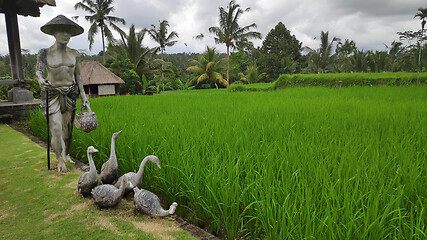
[0,88,39,122]
[8,87,34,103]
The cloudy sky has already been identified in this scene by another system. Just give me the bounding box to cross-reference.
[0,0,425,55]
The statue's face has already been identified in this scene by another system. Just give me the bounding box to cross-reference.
[53,30,71,45]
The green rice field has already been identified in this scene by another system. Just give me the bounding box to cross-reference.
[29,86,427,239]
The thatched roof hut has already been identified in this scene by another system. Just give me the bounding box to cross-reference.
[80,61,125,97]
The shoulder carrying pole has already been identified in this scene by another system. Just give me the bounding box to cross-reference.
[46,91,50,170]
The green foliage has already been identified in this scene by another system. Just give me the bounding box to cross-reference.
[258,22,302,80]
[28,87,427,239]
[0,55,11,77]
[107,58,135,77]
[350,50,369,72]
[162,53,200,82]
[22,51,37,79]
[237,65,267,84]
[119,69,141,94]
[106,58,146,94]
[0,83,12,100]
[0,52,40,100]
[274,72,427,89]
[229,51,253,83]
[150,58,174,91]
[229,82,274,92]
[80,51,103,62]
[186,47,228,88]
[175,78,194,90]
[140,74,148,94]
[304,31,340,73]
[107,24,156,79]
[26,77,41,99]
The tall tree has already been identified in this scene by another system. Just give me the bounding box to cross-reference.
[367,50,390,72]
[349,50,369,72]
[386,41,407,71]
[74,0,126,63]
[334,39,357,72]
[146,20,179,55]
[304,31,340,73]
[414,7,427,70]
[197,0,261,85]
[150,58,174,91]
[186,46,228,88]
[319,31,340,72]
[146,20,179,84]
[258,22,301,81]
[335,39,356,57]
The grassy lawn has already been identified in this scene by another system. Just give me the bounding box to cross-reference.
[0,124,196,240]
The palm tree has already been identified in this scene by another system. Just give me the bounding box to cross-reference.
[74,0,125,63]
[146,20,178,84]
[349,50,369,72]
[150,58,173,91]
[319,31,340,72]
[197,1,261,85]
[303,50,322,73]
[367,50,390,72]
[303,31,339,73]
[146,20,179,55]
[238,65,267,84]
[186,46,228,88]
[335,39,357,72]
[414,7,427,70]
[336,39,356,57]
[108,24,156,78]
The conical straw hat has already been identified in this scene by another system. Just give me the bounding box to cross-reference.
[41,14,84,37]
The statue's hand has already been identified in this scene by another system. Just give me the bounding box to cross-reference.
[82,99,90,108]
[39,79,51,91]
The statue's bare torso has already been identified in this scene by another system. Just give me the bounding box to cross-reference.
[46,47,79,88]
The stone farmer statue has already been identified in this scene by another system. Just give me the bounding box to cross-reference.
[36,15,89,173]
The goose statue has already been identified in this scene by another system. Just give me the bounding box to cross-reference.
[91,175,132,208]
[77,146,99,197]
[100,130,122,184]
[115,155,161,195]
[133,187,178,217]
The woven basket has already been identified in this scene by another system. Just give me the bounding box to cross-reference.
[75,105,98,133]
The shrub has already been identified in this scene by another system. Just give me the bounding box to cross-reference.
[274,72,427,89]
[229,83,274,92]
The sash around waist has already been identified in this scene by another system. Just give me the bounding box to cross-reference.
[41,84,78,116]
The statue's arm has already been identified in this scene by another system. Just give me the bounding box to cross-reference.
[36,49,50,91]
[74,53,89,107]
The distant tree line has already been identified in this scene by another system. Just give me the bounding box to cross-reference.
[1,1,426,98]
